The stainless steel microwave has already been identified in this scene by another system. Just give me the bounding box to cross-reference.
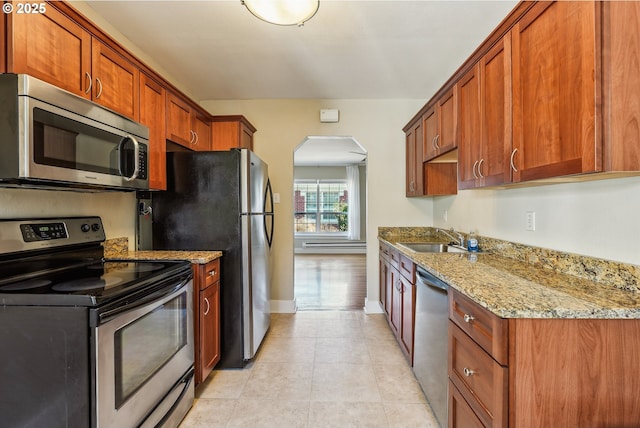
[0,74,149,191]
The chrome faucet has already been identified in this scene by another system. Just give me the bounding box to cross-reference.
[437,228,465,247]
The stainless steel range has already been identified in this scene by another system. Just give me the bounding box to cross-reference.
[0,216,194,428]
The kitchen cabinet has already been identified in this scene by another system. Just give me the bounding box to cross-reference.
[378,242,392,316]
[458,35,512,190]
[211,116,256,151]
[423,88,457,162]
[405,118,424,196]
[449,288,640,427]
[404,116,457,197]
[139,73,167,190]
[378,242,415,364]
[166,93,211,151]
[8,4,140,120]
[193,259,221,385]
[510,1,598,183]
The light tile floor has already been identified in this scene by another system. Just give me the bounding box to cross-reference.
[179,311,440,427]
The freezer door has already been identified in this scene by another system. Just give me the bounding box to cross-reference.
[241,213,271,360]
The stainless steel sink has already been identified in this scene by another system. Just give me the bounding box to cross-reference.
[396,242,467,253]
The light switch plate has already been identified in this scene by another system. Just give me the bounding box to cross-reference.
[273,193,280,204]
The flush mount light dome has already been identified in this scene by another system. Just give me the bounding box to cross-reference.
[242,0,319,27]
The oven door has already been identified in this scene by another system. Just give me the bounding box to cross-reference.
[93,276,193,428]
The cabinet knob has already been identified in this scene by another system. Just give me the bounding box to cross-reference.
[208,269,216,276]
[463,314,475,323]
[84,72,92,94]
[95,77,103,99]
[203,297,210,316]
[510,148,519,172]
[463,367,475,377]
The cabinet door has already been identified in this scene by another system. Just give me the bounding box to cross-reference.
[405,120,424,197]
[199,282,220,383]
[511,1,599,183]
[437,87,457,154]
[140,73,166,190]
[423,106,438,161]
[379,257,389,315]
[480,34,512,187]
[389,268,402,337]
[192,115,212,151]
[457,64,482,189]
[449,381,486,428]
[91,39,139,120]
[166,93,194,148]
[10,4,91,97]
[400,276,415,363]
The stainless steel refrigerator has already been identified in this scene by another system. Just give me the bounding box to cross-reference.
[151,149,273,368]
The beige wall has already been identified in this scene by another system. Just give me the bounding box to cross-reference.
[0,188,137,243]
[202,98,430,312]
[433,176,640,266]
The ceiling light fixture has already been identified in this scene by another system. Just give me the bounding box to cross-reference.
[241,0,319,27]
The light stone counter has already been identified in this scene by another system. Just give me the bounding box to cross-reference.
[103,237,221,264]
[379,228,640,319]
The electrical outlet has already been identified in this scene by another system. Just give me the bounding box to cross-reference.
[443,210,448,222]
[525,211,536,231]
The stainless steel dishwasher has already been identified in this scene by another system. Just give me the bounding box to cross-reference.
[413,266,449,428]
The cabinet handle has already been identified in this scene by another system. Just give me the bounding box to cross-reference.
[463,314,475,323]
[472,160,479,179]
[434,134,440,149]
[409,181,415,192]
[477,159,485,178]
[208,269,216,277]
[95,77,103,99]
[510,148,519,172]
[463,367,476,377]
[84,72,92,94]
[194,131,199,145]
[203,297,210,316]
[432,136,438,151]
[189,130,196,144]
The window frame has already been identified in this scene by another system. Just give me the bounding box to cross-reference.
[293,179,349,237]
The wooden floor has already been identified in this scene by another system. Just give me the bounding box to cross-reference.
[294,254,367,311]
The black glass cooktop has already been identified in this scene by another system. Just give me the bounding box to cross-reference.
[0,259,191,307]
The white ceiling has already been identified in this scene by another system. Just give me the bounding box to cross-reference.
[82,0,518,163]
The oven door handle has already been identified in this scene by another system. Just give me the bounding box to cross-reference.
[96,273,191,325]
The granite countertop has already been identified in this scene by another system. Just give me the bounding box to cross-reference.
[121,250,222,265]
[379,230,640,319]
[103,237,222,264]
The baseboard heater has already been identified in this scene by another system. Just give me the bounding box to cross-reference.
[302,241,366,249]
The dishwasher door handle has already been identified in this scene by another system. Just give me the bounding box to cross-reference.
[416,269,448,294]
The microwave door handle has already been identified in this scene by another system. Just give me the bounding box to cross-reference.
[119,135,140,181]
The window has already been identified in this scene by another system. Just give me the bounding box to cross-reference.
[294,180,348,234]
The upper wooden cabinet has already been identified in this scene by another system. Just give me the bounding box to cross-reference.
[211,116,256,151]
[405,119,424,197]
[166,93,211,151]
[90,39,139,120]
[8,3,139,120]
[511,1,598,183]
[423,88,457,161]
[140,73,167,190]
[458,35,512,190]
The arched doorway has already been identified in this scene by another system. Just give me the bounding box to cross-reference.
[292,136,368,310]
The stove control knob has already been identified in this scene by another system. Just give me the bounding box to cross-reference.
[81,224,91,232]
[91,223,101,232]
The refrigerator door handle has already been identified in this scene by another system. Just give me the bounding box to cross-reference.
[264,179,274,248]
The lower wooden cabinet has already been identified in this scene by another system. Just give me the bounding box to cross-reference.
[449,288,640,427]
[193,258,221,385]
[378,242,415,365]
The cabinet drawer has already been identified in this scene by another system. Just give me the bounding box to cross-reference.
[449,380,486,428]
[201,259,220,290]
[449,288,508,365]
[449,321,507,428]
[399,254,415,282]
[379,242,391,261]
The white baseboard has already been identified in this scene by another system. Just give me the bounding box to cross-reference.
[363,298,384,314]
[270,298,297,313]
